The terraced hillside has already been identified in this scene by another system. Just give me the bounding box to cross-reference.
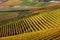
[0,6,60,40]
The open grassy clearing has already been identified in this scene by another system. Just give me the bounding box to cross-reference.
[0,12,18,24]
[20,0,44,7]
[0,12,15,16]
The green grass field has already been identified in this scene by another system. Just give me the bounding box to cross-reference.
[0,12,16,16]
[20,0,44,7]
[0,12,9,16]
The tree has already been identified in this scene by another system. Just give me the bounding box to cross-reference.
[44,0,52,2]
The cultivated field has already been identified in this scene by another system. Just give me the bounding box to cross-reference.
[0,4,60,40]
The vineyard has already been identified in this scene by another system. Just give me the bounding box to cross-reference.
[0,0,60,39]
[0,4,60,40]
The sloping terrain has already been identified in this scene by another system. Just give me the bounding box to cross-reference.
[0,27,60,40]
[0,12,18,21]
[0,4,60,40]
[0,0,22,6]
[0,0,22,8]
[0,1,60,40]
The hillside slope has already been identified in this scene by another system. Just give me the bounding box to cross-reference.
[0,0,22,8]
